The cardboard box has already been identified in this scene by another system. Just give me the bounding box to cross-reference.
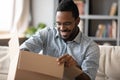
[7,29,82,80]
[10,51,64,80]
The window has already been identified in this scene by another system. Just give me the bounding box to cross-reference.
[0,0,14,32]
[0,0,30,39]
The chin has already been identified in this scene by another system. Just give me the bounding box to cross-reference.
[61,36,69,40]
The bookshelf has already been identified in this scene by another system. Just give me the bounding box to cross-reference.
[57,0,120,46]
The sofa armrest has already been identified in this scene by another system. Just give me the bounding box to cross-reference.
[96,46,120,80]
[0,46,10,80]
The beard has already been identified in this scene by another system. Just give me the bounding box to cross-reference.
[58,26,79,41]
[58,28,71,40]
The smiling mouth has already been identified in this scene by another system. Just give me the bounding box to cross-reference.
[60,30,71,32]
[60,30,70,35]
[60,31,70,38]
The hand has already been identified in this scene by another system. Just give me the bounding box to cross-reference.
[56,54,78,67]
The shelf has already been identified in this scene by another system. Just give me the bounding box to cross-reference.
[80,15,118,19]
[91,37,117,41]
[0,32,26,46]
[79,0,119,46]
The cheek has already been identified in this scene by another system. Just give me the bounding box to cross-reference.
[70,25,76,30]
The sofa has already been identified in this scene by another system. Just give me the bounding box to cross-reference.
[0,46,120,80]
[0,46,9,80]
[95,46,120,80]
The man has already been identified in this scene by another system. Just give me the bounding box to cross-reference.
[20,0,100,80]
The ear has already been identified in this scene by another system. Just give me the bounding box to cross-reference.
[75,17,80,25]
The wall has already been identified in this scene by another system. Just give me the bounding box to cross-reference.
[31,0,57,27]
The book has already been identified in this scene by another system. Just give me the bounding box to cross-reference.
[109,2,117,16]
[107,24,112,38]
[95,24,105,38]
[74,0,85,15]
[112,20,117,39]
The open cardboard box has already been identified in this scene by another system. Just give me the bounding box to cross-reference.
[7,29,82,80]
[15,51,64,80]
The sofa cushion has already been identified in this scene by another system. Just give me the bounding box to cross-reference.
[0,46,9,80]
[96,46,120,80]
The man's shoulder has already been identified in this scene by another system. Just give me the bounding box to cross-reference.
[81,33,92,42]
[81,32,98,46]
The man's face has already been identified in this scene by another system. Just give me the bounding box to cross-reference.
[56,11,78,40]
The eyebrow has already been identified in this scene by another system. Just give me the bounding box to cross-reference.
[56,21,72,23]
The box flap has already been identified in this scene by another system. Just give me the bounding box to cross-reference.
[7,28,20,80]
[18,51,64,79]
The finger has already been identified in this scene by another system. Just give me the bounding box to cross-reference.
[57,58,66,65]
[60,58,65,64]
[64,57,72,67]
[65,55,72,61]
[57,54,70,65]
[57,54,68,61]
[62,55,71,67]
[65,56,78,67]
[67,59,78,67]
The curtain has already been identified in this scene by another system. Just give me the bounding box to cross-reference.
[11,0,30,36]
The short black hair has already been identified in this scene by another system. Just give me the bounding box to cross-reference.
[57,0,79,19]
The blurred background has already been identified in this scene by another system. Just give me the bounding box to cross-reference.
[0,0,120,46]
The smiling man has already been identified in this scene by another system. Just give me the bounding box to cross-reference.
[20,0,100,80]
[56,11,79,42]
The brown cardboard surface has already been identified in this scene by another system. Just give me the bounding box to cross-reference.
[14,51,64,80]
[15,70,60,80]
